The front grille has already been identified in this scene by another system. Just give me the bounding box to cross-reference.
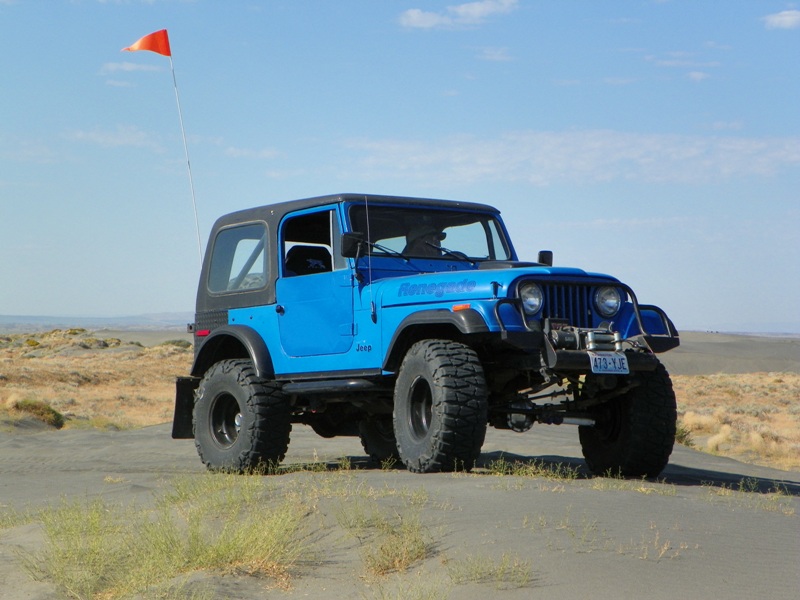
[541,284,593,328]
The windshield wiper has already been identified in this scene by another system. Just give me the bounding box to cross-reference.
[425,242,477,266]
[368,241,410,260]
[356,239,423,272]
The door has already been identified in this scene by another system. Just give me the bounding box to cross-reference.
[275,207,354,357]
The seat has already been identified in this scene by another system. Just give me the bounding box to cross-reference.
[284,245,332,276]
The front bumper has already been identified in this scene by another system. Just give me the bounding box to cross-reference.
[543,344,660,372]
[493,280,679,357]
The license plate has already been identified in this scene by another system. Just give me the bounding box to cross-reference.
[588,351,630,374]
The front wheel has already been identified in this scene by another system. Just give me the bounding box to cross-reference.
[579,362,677,478]
[194,359,291,472]
[393,340,488,473]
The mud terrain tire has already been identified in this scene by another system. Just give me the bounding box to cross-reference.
[194,359,291,472]
[393,340,488,473]
[359,415,400,464]
[579,362,676,478]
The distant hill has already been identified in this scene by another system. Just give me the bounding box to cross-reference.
[0,312,193,333]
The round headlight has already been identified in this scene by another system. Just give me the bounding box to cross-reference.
[519,283,544,315]
[595,286,621,318]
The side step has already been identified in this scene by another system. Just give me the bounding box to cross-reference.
[282,379,382,395]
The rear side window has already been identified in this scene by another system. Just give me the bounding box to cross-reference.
[207,223,267,293]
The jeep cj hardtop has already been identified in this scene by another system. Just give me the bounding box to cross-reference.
[173,193,679,476]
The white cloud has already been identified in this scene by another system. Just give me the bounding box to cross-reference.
[763,9,800,29]
[688,71,709,82]
[67,125,164,152]
[0,136,57,163]
[645,53,720,69]
[99,62,161,75]
[704,41,732,51]
[343,130,800,186]
[399,0,518,29]
[477,46,512,61]
[224,146,279,160]
[105,80,135,88]
[399,9,445,29]
[449,0,517,22]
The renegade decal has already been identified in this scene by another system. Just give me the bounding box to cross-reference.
[398,279,477,298]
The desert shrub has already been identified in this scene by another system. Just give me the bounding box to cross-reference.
[675,423,694,447]
[161,339,192,349]
[13,399,65,429]
[679,411,717,433]
[74,338,109,350]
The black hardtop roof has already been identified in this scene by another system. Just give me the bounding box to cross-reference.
[198,193,504,312]
[212,193,501,231]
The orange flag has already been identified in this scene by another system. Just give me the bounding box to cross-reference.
[122,29,171,56]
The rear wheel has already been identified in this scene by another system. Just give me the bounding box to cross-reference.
[393,340,488,473]
[579,362,676,478]
[359,415,400,464]
[194,359,291,472]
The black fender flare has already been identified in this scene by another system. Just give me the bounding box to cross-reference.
[191,325,275,379]
[383,308,489,372]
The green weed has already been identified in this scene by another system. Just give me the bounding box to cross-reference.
[445,552,537,589]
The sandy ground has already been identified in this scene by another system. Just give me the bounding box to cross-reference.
[660,331,800,375]
[1,426,798,600]
[0,331,798,599]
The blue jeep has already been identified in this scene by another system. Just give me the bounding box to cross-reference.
[173,193,679,477]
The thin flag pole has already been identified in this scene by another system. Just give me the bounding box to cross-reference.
[168,55,203,264]
[122,29,203,266]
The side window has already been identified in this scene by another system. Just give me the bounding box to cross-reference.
[282,210,337,276]
[207,223,267,293]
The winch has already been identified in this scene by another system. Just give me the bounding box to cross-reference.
[548,322,624,351]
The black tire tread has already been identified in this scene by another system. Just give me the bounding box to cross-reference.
[394,340,488,473]
[358,416,400,464]
[580,362,676,478]
[194,359,291,472]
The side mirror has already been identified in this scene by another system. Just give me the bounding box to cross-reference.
[538,250,553,266]
[341,232,366,258]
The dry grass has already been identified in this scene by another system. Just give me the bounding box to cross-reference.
[1,329,798,472]
[334,498,434,576]
[21,472,313,599]
[0,329,191,430]
[672,373,800,471]
[444,553,537,589]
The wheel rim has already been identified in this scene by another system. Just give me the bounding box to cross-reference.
[407,376,433,441]
[592,400,625,443]
[209,392,242,448]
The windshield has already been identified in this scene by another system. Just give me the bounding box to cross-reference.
[348,205,511,261]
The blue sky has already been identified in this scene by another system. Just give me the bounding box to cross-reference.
[1,0,798,333]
